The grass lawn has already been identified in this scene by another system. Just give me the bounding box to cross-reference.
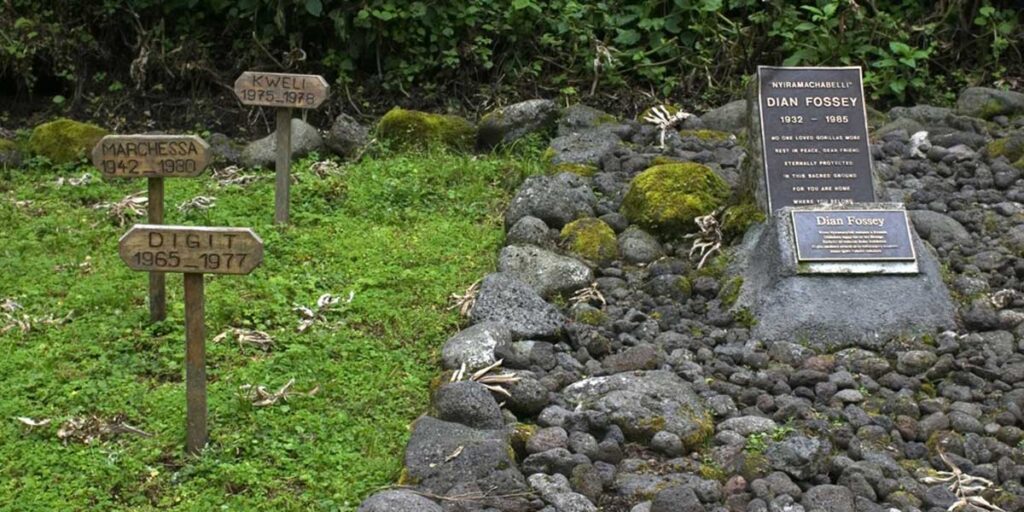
[0,143,542,511]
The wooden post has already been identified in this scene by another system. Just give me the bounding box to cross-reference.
[183,272,207,455]
[147,177,166,322]
[119,224,264,455]
[275,108,292,225]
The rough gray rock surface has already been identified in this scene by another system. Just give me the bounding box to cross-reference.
[505,173,597,229]
[241,118,323,169]
[700,100,748,133]
[498,245,593,298]
[478,99,560,148]
[325,113,369,158]
[617,227,665,264]
[957,86,1024,119]
[469,272,566,339]
[206,133,241,165]
[734,208,957,350]
[562,371,709,443]
[548,130,623,166]
[403,416,523,496]
[909,209,971,249]
[357,490,441,512]
[433,381,505,430]
[441,322,511,371]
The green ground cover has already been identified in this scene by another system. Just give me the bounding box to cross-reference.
[0,144,542,511]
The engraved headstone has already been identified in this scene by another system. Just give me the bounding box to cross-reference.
[747,66,877,213]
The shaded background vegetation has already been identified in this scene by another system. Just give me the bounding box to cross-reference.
[1,0,1022,133]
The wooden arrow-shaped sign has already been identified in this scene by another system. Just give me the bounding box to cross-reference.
[119,225,264,275]
[234,72,329,109]
[92,135,211,178]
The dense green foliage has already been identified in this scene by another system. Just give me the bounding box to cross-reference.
[0,146,542,510]
[1,0,1021,113]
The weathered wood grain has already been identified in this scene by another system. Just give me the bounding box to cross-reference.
[119,225,264,275]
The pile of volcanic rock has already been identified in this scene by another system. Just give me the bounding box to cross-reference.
[358,88,1024,512]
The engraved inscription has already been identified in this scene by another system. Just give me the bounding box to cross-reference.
[234,72,329,109]
[92,135,210,178]
[792,210,915,262]
[758,67,875,211]
[119,225,264,275]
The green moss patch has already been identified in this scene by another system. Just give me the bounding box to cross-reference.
[678,129,732,142]
[987,135,1024,162]
[621,163,730,235]
[28,118,108,164]
[377,107,476,151]
[560,218,618,264]
[550,162,597,177]
[721,202,766,240]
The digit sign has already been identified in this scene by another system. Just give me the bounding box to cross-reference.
[119,225,264,275]
[92,135,211,178]
[233,72,329,109]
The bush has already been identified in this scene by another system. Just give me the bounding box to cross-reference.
[1,1,1021,113]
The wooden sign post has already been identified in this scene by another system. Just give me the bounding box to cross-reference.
[119,224,264,455]
[233,71,329,225]
[93,135,212,322]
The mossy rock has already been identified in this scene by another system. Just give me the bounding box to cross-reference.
[574,307,609,326]
[551,162,597,177]
[987,135,1024,163]
[561,218,618,264]
[721,202,766,240]
[377,107,475,151]
[621,163,730,235]
[718,277,743,308]
[680,410,714,450]
[0,138,22,168]
[677,129,732,142]
[28,118,108,164]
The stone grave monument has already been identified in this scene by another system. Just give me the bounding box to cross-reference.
[734,66,956,349]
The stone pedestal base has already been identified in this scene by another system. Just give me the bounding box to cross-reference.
[732,209,958,350]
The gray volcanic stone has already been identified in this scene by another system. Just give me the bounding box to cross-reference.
[241,118,323,168]
[562,370,709,443]
[889,105,953,126]
[896,350,938,375]
[498,245,593,298]
[506,376,550,417]
[558,104,617,135]
[441,322,512,371]
[207,133,241,164]
[651,485,705,512]
[507,216,556,248]
[764,435,831,480]
[734,211,957,350]
[478,99,559,148]
[701,100,748,133]
[549,130,623,166]
[325,113,369,158]
[470,273,566,339]
[357,490,441,512]
[802,485,854,512]
[505,173,597,229]
[603,345,664,373]
[618,227,665,264]
[957,87,1024,119]
[403,416,521,495]
[527,427,569,454]
[433,381,505,429]
[651,431,684,457]
[909,210,971,248]
[717,416,777,436]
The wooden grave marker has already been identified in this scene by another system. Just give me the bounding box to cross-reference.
[119,224,264,455]
[234,71,330,225]
[92,135,212,322]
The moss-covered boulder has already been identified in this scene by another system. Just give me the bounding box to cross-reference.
[721,202,766,240]
[377,107,475,151]
[621,163,730,234]
[0,139,22,168]
[561,218,618,265]
[28,118,108,164]
[987,135,1024,163]
[550,162,597,177]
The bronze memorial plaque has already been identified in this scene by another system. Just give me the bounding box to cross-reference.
[92,135,211,178]
[792,210,915,262]
[234,72,329,109]
[119,225,264,275]
[757,66,875,212]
